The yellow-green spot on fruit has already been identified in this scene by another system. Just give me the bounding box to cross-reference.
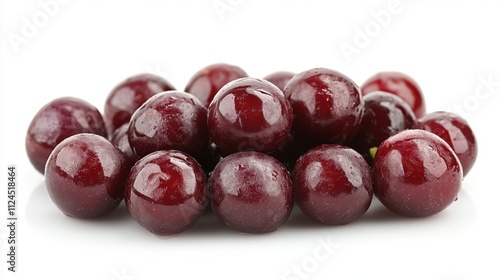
[369,147,378,159]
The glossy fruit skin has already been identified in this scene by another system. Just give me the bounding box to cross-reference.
[293,144,373,225]
[184,63,248,107]
[361,71,426,118]
[125,150,207,236]
[413,111,477,176]
[45,133,129,218]
[347,91,416,166]
[263,71,295,92]
[284,68,364,147]
[209,152,293,233]
[109,123,139,170]
[373,129,463,217]
[26,97,107,174]
[104,73,175,135]
[208,78,293,154]
[128,91,209,158]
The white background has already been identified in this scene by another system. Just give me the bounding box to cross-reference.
[1,0,499,279]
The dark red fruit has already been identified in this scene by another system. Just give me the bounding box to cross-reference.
[184,63,248,107]
[125,150,207,236]
[128,91,209,158]
[413,111,477,176]
[45,133,129,218]
[361,71,426,118]
[208,78,293,154]
[109,123,139,169]
[263,71,295,92]
[293,144,373,225]
[347,91,416,165]
[284,68,364,147]
[373,129,462,217]
[26,97,107,174]
[209,152,293,233]
[104,73,175,135]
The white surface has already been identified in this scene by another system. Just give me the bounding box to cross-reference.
[1,0,499,279]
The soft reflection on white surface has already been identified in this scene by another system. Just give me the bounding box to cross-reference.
[27,178,476,243]
[26,181,140,238]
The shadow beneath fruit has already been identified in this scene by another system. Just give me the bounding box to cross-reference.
[283,202,408,230]
[81,202,131,223]
[26,180,135,236]
[178,206,236,237]
[26,180,60,230]
[282,205,332,230]
[359,202,409,222]
[361,188,476,225]
[28,180,131,221]
[181,206,303,238]
[25,181,477,241]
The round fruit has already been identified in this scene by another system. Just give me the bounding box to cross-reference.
[209,151,293,233]
[26,97,107,174]
[293,144,373,225]
[104,73,175,135]
[109,123,139,169]
[45,133,129,218]
[284,68,364,147]
[361,71,426,118]
[263,71,295,92]
[347,91,416,165]
[128,91,209,158]
[373,129,463,217]
[413,111,477,176]
[208,78,293,154]
[184,63,248,107]
[125,150,208,236]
